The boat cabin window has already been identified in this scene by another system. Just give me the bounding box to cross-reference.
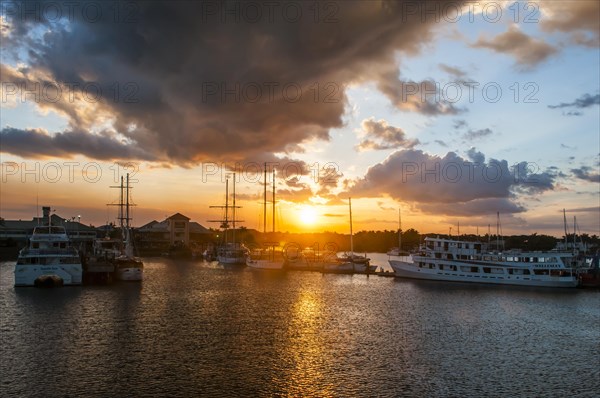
[435,253,441,259]
[483,267,491,273]
[32,242,39,249]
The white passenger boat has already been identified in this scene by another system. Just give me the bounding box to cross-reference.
[14,225,83,287]
[389,236,579,288]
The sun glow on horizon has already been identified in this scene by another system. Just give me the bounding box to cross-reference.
[298,205,318,226]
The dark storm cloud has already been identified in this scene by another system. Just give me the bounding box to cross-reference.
[1,0,466,164]
[548,93,600,109]
[347,149,557,216]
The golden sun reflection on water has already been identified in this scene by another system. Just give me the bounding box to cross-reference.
[279,290,335,397]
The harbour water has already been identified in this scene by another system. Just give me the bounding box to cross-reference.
[1,255,599,397]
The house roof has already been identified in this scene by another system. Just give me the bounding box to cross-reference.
[137,217,210,233]
[167,213,190,221]
[189,222,210,233]
[0,214,95,232]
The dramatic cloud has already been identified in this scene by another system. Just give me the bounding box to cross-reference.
[540,1,600,47]
[375,67,465,115]
[419,198,525,217]
[347,149,557,216]
[548,93,600,110]
[0,127,157,160]
[356,118,419,151]
[472,25,557,68]
[0,0,467,165]
[571,166,600,183]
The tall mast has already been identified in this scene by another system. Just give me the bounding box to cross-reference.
[119,176,124,230]
[225,177,229,245]
[398,208,402,249]
[573,216,577,252]
[496,212,500,251]
[563,208,568,249]
[232,174,236,245]
[272,170,276,233]
[126,173,130,229]
[263,163,267,234]
[349,197,353,254]
[488,224,491,246]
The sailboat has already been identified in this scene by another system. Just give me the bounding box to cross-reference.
[114,173,144,281]
[247,166,285,270]
[323,197,375,274]
[387,208,410,257]
[210,173,247,266]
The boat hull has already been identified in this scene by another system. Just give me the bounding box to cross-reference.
[116,267,143,281]
[114,257,144,281]
[247,259,285,270]
[14,264,83,287]
[389,260,579,288]
[218,256,247,266]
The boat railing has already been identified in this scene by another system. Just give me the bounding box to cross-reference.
[20,247,79,256]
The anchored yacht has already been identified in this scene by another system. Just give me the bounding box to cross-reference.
[389,236,579,288]
[14,225,83,287]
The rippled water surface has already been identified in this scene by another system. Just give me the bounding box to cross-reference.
[1,256,599,397]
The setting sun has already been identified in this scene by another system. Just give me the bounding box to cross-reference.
[298,206,318,226]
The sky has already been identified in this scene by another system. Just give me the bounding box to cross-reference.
[0,0,599,237]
